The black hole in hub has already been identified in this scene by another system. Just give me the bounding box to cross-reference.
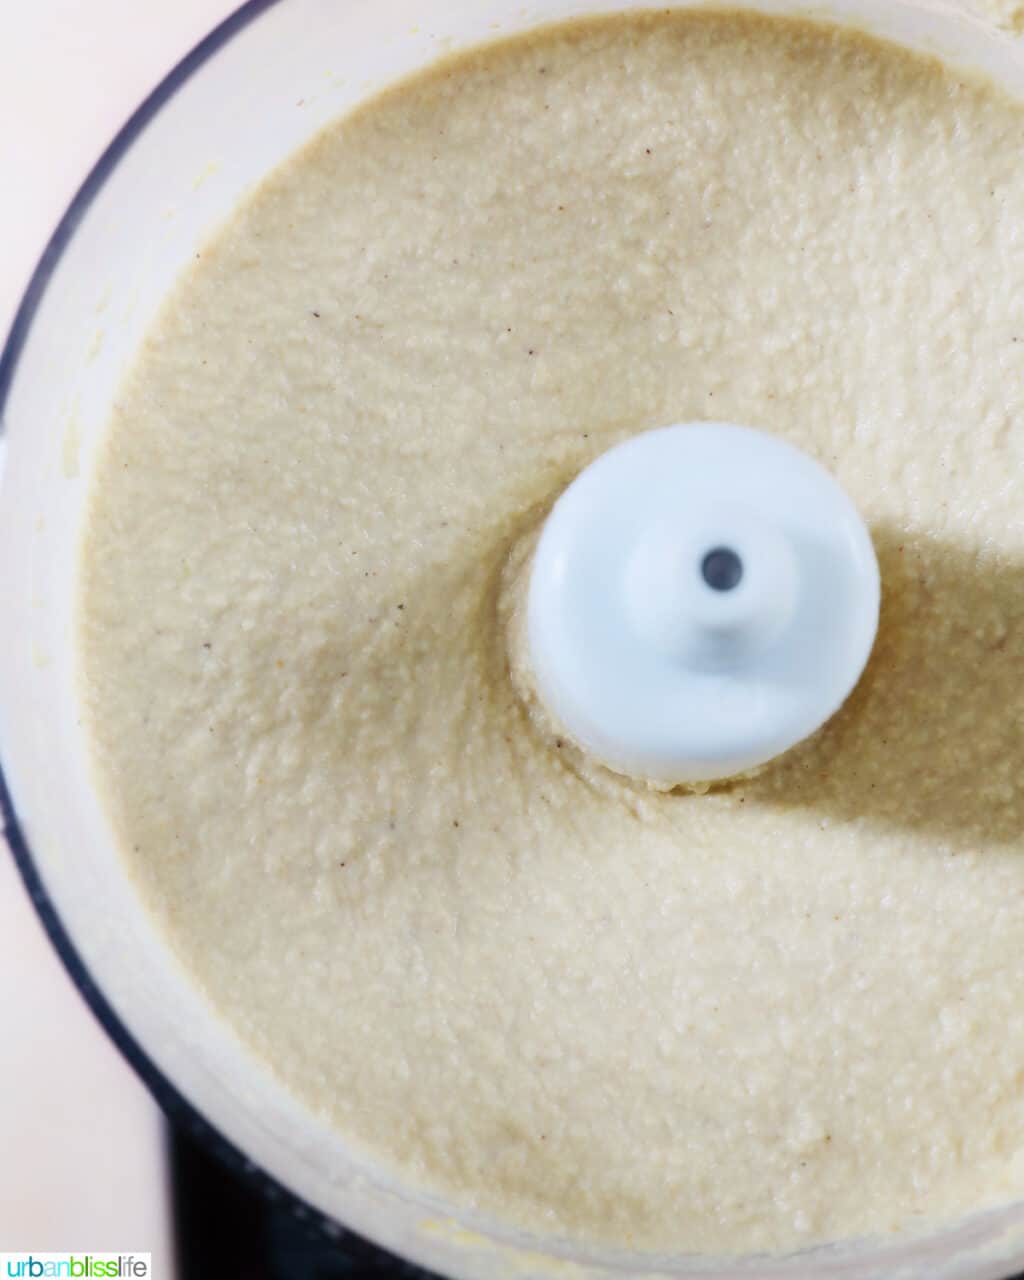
[701,547,743,592]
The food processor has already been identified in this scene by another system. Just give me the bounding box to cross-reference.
[3,1,1024,1276]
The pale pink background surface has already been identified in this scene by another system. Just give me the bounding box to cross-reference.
[0,0,237,1265]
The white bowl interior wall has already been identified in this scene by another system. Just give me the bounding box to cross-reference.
[2,1,1024,1277]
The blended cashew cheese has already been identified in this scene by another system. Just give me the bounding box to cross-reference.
[78,10,1024,1257]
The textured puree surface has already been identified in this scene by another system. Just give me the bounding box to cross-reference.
[78,10,1024,1256]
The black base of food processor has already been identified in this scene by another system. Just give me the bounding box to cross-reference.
[170,1124,439,1279]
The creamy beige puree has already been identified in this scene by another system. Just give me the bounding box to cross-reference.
[78,9,1024,1257]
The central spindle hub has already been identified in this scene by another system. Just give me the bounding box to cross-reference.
[526,423,880,786]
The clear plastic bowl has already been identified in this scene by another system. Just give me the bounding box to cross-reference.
[3,2,1024,1276]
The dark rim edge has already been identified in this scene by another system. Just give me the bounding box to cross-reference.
[0,4,440,1274]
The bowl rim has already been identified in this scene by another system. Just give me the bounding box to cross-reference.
[0,3,436,1271]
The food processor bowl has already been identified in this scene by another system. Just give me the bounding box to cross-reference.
[3,1,1024,1276]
